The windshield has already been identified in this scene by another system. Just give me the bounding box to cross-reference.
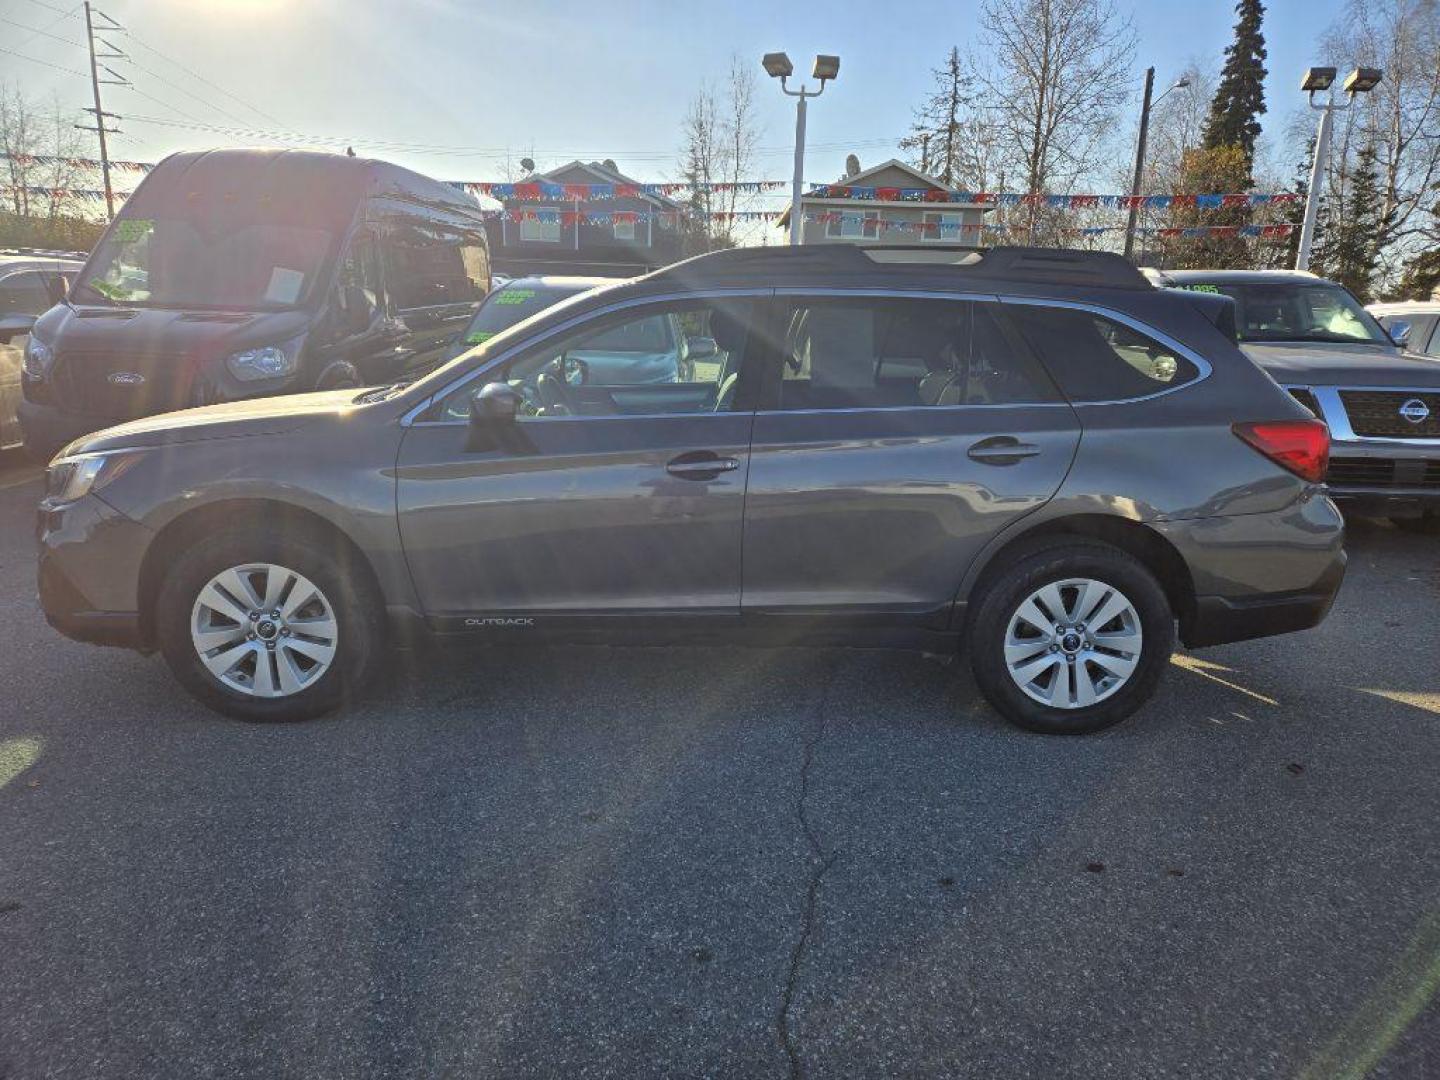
[451,283,588,354]
[1174,280,1390,345]
[73,217,336,311]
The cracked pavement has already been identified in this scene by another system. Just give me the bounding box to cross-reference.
[2,458,1439,1078]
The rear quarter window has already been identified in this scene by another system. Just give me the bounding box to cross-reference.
[1006,305,1200,402]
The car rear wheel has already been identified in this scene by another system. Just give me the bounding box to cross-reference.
[969,539,1174,734]
[155,526,381,721]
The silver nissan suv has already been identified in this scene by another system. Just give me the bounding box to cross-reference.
[37,246,1346,734]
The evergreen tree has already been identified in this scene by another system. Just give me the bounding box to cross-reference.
[1202,0,1268,175]
[1313,142,1388,301]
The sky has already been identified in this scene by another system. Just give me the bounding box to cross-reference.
[2,0,1351,209]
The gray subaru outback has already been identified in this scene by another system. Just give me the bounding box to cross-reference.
[37,246,1345,734]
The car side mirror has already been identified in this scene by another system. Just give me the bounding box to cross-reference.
[0,313,36,345]
[470,381,522,426]
[45,275,68,307]
[686,335,718,360]
[1386,319,1412,348]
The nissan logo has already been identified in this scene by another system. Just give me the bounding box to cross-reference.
[1398,398,1431,425]
[107,371,145,386]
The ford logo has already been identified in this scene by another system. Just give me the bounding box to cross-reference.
[1398,398,1431,425]
[107,371,145,386]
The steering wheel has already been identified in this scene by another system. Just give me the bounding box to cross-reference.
[535,370,573,415]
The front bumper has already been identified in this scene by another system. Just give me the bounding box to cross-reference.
[1324,446,1440,516]
[37,492,152,650]
[17,399,116,463]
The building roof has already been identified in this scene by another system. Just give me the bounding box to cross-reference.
[520,160,684,210]
[829,158,955,191]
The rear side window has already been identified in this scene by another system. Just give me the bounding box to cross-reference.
[1007,305,1199,402]
[774,297,1059,411]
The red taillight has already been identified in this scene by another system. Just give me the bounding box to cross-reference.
[1233,419,1330,484]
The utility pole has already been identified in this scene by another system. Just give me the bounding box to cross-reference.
[79,2,126,220]
[1123,67,1155,262]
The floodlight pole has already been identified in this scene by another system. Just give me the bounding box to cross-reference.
[779,77,826,246]
[1296,68,1380,272]
[1296,97,1341,273]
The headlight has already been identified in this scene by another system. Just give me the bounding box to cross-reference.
[44,450,144,504]
[22,336,52,378]
[226,343,297,382]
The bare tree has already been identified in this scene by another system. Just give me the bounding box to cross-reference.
[1,85,90,222]
[679,55,765,251]
[1321,0,1440,280]
[1,82,39,218]
[972,0,1137,236]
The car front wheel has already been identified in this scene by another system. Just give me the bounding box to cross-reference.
[155,526,381,721]
[969,539,1174,734]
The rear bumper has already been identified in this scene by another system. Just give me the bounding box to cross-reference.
[37,492,151,650]
[1156,489,1348,648]
[1184,558,1345,647]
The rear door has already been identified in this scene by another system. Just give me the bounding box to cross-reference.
[741,292,1081,626]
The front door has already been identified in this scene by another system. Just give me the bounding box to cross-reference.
[742,293,1082,626]
[396,296,762,626]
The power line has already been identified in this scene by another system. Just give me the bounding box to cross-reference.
[8,4,82,52]
[0,44,90,79]
[124,31,286,128]
[20,0,80,17]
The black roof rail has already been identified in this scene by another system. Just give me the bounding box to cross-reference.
[648,244,1152,290]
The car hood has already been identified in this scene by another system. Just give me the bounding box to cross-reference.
[60,389,367,456]
[1241,340,1440,387]
[34,302,312,356]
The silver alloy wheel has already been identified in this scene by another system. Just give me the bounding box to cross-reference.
[189,563,339,698]
[1003,577,1143,710]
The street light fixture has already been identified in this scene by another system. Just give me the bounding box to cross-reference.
[764,50,841,246]
[1296,66,1383,271]
[1123,68,1192,261]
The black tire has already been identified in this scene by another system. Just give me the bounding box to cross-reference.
[1391,513,1440,535]
[968,538,1175,735]
[155,524,381,722]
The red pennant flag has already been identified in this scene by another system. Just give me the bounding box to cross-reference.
[875,187,901,202]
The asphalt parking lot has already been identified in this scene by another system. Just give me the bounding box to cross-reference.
[1,450,1437,1080]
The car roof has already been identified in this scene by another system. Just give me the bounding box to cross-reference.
[641,244,1153,295]
[1152,268,1327,286]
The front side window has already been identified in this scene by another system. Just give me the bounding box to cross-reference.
[432,299,753,421]
[333,233,384,329]
[74,217,335,310]
[773,297,1059,411]
[383,223,488,311]
[1007,305,1198,402]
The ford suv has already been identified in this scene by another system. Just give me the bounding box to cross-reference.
[37,246,1345,734]
[1153,269,1440,533]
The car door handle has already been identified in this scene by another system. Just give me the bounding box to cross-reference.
[666,451,740,479]
[967,436,1042,464]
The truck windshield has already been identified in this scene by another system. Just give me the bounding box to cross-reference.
[73,217,336,311]
[1178,281,1390,345]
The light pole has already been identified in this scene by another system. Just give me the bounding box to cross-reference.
[1123,68,1189,262]
[1296,65,1382,272]
[763,52,840,246]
